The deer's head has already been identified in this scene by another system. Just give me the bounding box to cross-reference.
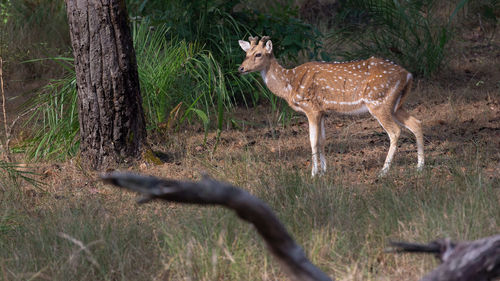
[238,36,273,74]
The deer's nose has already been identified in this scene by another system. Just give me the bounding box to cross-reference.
[238,66,245,73]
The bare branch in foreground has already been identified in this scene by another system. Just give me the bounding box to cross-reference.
[102,171,500,281]
[388,235,500,281]
[101,171,333,281]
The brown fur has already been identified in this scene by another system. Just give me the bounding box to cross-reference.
[238,36,424,176]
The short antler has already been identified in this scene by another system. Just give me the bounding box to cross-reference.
[248,36,259,47]
[259,36,271,47]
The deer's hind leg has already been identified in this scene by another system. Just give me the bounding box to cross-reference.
[394,108,424,171]
[368,106,402,177]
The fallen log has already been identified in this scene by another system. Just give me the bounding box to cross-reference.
[389,235,500,281]
[102,171,500,281]
[101,171,333,281]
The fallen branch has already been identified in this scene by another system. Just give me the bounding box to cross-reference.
[101,171,333,281]
[388,235,500,281]
[102,171,500,281]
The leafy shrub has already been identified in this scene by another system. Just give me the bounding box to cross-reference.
[327,0,469,77]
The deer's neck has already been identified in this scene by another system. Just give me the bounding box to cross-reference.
[261,58,292,100]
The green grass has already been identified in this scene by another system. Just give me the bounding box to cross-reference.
[1,147,497,280]
[0,160,41,191]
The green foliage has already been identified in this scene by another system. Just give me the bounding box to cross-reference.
[128,0,323,99]
[133,22,232,133]
[328,0,470,77]
[246,3,326,63]
[0,0,69,51]
[0,0,10,24]
[23,58,79,160]
[0,160,41,190]
[473,0,499,23]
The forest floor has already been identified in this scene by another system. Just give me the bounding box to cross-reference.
[1,25,499,281]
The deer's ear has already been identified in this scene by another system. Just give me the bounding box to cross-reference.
[239,40,251,52]
[265,40,273,53]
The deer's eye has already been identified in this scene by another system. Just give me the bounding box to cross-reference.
[255,53,262,58]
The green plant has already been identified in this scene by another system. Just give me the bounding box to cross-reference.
[131,20,238,137]
[0,160,41,190]
[128,0,324,102]
[327,0,470,77]
[23,60,79,160]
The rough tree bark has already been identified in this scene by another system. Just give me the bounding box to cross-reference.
[65,0,146,170]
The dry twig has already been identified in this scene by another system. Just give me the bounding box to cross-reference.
[0,56,8,158]
[102,171,500,281]
[101,171,334,281]
[388,235,500,281]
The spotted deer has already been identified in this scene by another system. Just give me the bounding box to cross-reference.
[238,36,424,177]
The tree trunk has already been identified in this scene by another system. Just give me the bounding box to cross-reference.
[65,0,146,170]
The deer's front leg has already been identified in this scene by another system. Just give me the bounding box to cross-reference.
[308,113,322,177]
[320,116,327,173]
